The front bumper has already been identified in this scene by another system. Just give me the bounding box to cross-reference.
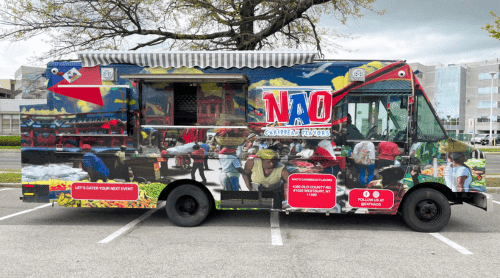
[460,192,493,212]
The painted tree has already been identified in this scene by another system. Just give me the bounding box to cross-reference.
[483,11,500,40]
[0,0,382,59]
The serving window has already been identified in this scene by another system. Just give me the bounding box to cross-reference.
[131,74,248,127]
[141,82,247,126]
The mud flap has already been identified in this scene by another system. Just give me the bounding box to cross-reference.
[461,192,493,212]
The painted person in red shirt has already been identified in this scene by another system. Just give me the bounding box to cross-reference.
[377,141,401,169]
[189,144,207,183]
[309,140,340,176]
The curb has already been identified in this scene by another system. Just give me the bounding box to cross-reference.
[486,187,500,193]
[0,183,21,188]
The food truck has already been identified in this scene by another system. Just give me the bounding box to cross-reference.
[20,50,492,232]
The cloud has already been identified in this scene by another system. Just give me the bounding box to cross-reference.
[319,0,500,65]
[0,35,54,79]
[324,25,499,65]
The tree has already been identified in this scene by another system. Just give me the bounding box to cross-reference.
[0,0,382,60]
[483,11,500,40]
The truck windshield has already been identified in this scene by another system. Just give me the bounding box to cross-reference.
[347,94,409,142]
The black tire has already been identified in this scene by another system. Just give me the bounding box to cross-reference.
[401,188,451,233]
[166,184,211,227]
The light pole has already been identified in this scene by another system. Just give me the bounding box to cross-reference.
[489,72,497,145]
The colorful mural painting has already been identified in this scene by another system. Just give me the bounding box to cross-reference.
[20,51,490,231]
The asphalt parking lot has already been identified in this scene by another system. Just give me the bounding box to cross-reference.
[1,187,500,277]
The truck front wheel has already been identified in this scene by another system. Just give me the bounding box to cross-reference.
[166,184,211,227]
[402,188,451,232]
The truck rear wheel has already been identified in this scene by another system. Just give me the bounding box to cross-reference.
[166,184,211,227]
[402,188,451,232]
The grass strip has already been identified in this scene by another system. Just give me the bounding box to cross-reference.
[486,177,500,187]
[0,146,21,149]
[0,173,21,183]
[480,148,500,152]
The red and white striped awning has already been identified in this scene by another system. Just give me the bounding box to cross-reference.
[77,50,317,69]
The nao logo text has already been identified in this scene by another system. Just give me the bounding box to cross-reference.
[263,91,332,126]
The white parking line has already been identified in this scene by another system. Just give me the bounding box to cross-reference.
[0,188,13,192]
[98,202,166,244]
[493,200,500,205]
[430,233,473,255]
[270,211,283,246]
[0,203,52,221]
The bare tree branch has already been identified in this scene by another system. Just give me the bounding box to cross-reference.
[0,0,383,60]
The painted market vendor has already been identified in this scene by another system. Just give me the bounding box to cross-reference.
[243,149,290,202]
[81,144,110,182]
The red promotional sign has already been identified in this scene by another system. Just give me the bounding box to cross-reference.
[288,174,337,209]
[71,183,139,201]
[348,189,394,209]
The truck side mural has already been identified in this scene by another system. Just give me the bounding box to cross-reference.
[20,51,490,232]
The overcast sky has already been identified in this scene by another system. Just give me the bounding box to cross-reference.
[0,0,499,79]
[325,0,500,64]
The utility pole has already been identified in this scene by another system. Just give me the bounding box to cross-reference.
[489,72,497,145]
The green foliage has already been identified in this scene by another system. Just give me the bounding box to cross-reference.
[483,11,500,40]
[139,182,167,198]
[0,136,21,146]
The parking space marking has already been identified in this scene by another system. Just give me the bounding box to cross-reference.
[98,202,166,244]
[0,188,13,192]
[270,211,283,246]
[0,203,52,221]
[430,233,473,255]
[493,200,500,205]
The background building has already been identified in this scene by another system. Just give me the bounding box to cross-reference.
[464,60,499,137]
[410,59,500,140]
[0,66,48,135]
[0,79,16,98]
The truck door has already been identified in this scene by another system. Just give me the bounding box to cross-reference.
[344,93,410,192]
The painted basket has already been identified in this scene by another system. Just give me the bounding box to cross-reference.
[215,136,245,146]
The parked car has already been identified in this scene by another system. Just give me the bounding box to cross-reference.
[470,134,488,145]
[491,134,500,145]
[480,135,491,145]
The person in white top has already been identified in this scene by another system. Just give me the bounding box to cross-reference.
[353,141,376,186]
[289,139,303,155]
